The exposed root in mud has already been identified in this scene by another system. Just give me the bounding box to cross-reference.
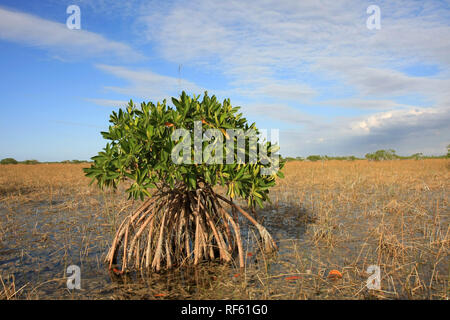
[106,188,277,272]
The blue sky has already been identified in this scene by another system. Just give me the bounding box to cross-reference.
[0,0,449,161]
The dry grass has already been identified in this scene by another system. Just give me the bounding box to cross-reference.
[0,160,448,299]
[250,159,449,299]
[0,163,95,202]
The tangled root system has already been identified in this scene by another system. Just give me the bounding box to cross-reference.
[106,188,277,272]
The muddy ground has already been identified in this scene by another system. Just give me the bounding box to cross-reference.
[0,160,448,299]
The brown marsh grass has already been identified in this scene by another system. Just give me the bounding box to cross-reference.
[0,160,448,299]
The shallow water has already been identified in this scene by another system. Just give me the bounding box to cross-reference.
[0,196,316,299]
[0,187,447,299]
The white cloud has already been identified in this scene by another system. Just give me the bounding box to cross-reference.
[349,107,448,135]
[232,80,317,101]
[6,1,447,157]
[95,64,203,101]
[136,0,450,106]
[279,106,450,156]
[242,103,317,126]
[131,0,450,156]
[0,6,144,61]
[84,98,129,108]
[314,57,450,103]
[319,98,413,110]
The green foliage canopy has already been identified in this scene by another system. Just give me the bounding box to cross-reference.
[21,159,40,165]
[0,158,18,165]
[84,92,284,208]
[306,155,322,162]
[365,149,398,161]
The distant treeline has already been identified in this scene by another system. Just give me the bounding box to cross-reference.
[283,155,360,162]
[2,145,449,165]
[283,147,450,162]
[0,158,90,165]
